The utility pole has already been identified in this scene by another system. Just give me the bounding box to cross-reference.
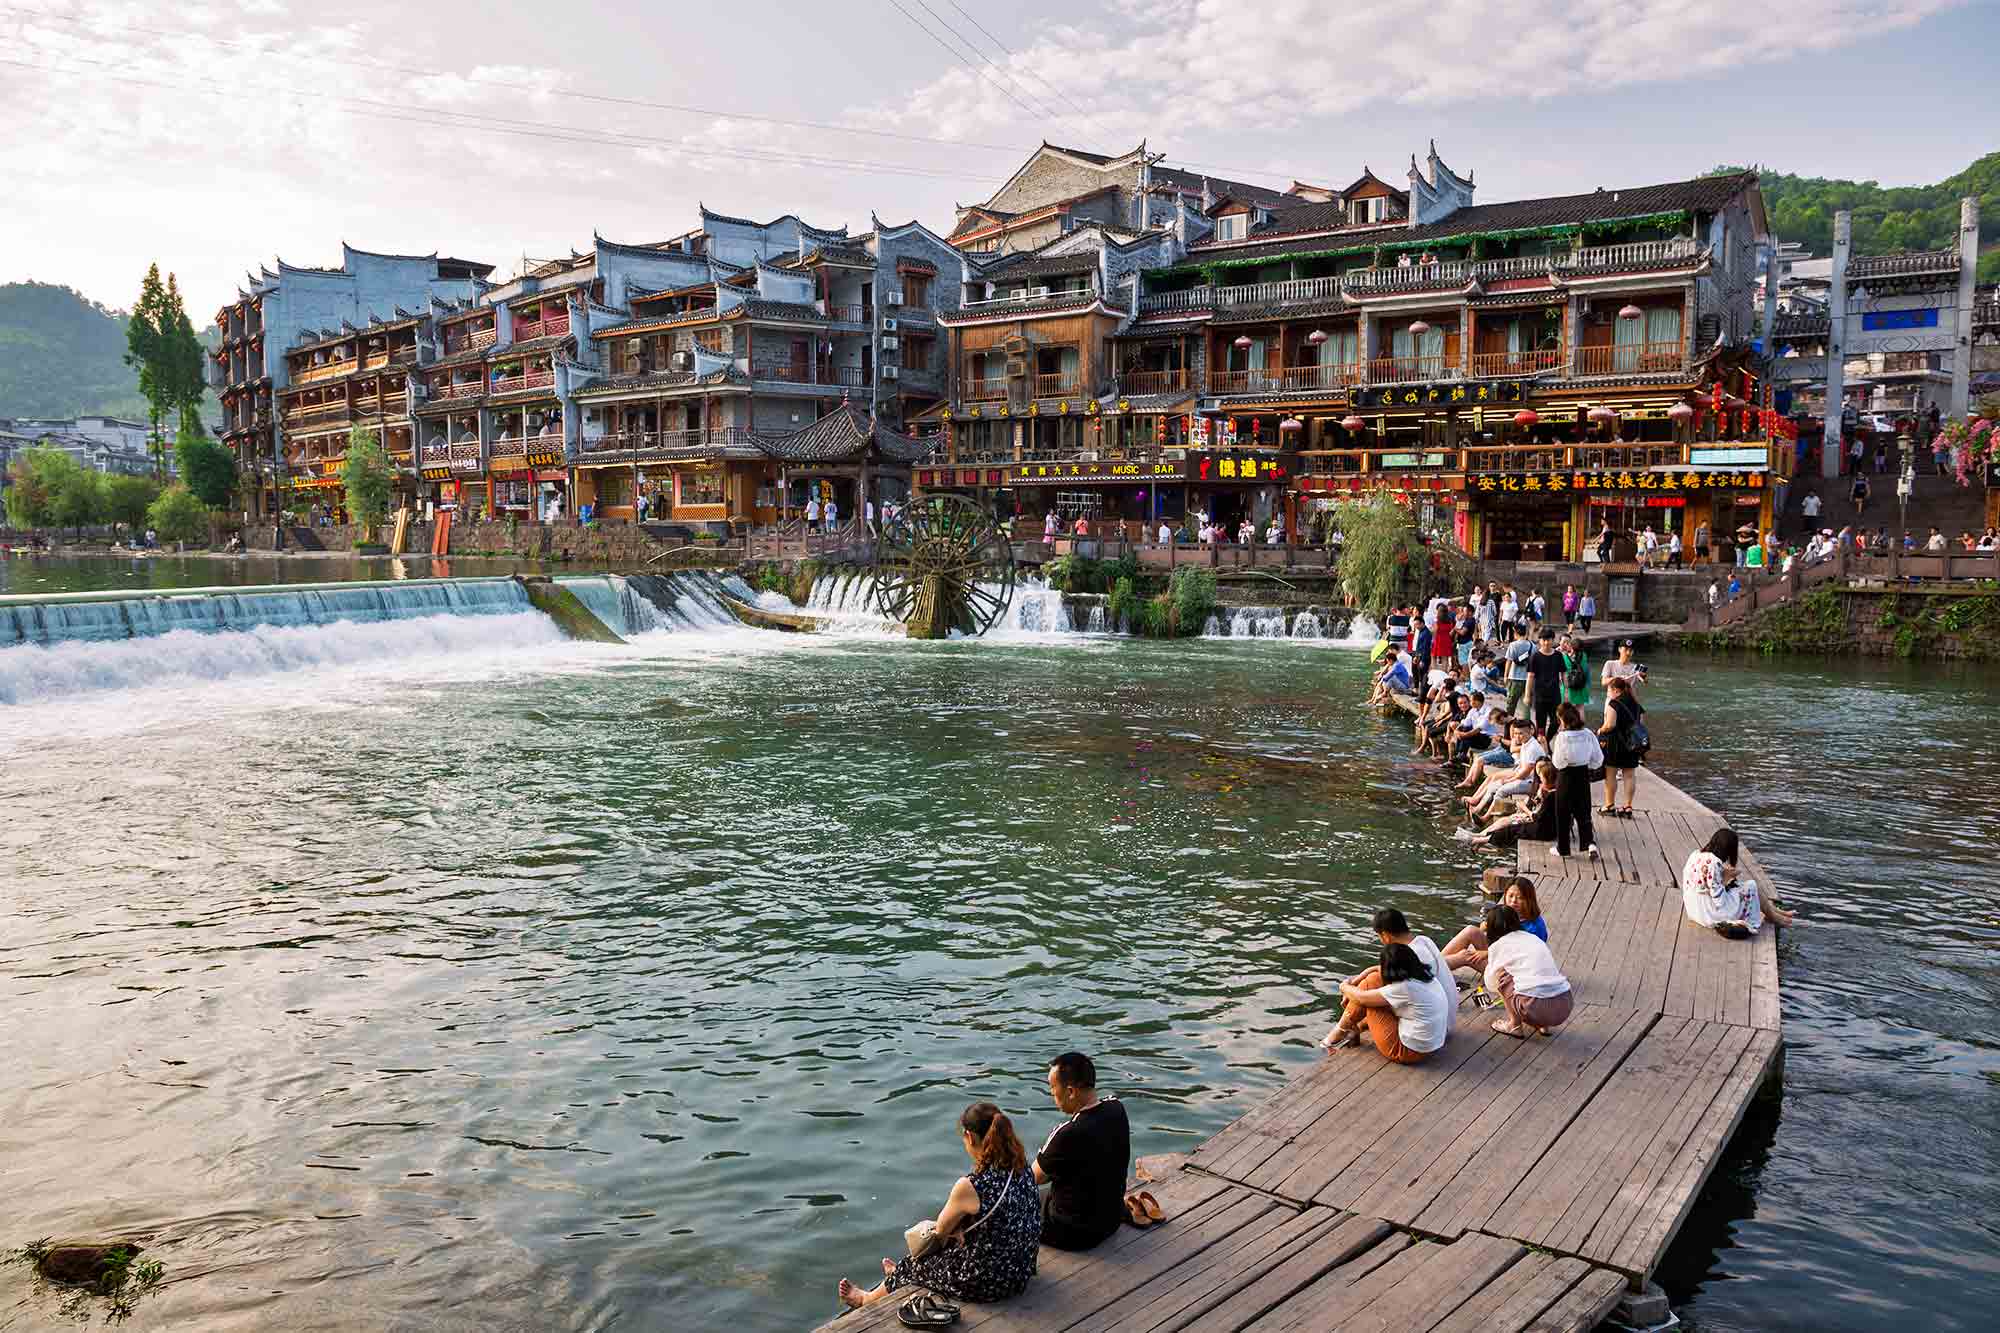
[1951,196,1979,419]
[1822,212,1850,482]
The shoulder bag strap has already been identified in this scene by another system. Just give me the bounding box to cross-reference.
[959,1168,1017,1239]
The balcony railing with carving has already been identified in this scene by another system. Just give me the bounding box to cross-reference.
[964,377,1008,401]
[582,427,754,456]
[1032,372,1080,398]
[960,286,1100,314]
[437,380,485,401]
[1208,369,1281,394]
[294,359,357,385]
[1281,361,1361,390]
[513,314,571,342]
[1469,349,1564,379]
[1463,445,1573,473]
[1366,355,1453,385]
[1553,237,1702,273]
[1574,342,1685,376]
[1574,443,1689,471]
[824,305,868,324]
[490,368,556,394]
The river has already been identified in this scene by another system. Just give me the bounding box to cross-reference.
[0,583,1994,1331]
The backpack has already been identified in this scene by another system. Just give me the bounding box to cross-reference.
[1565,656,1588,690]
[1626,715,1651,756]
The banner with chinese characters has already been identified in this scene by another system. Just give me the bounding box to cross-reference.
[1004,460,1186,484]
[1353,381,1525,409]
[1190,452,1292,482]
[1469,469,1767,495]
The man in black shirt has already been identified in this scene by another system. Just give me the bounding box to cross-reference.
[1034,1052,1130,1250]
[1525,628,1567,740]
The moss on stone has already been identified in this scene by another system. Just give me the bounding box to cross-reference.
[519,578,625,643]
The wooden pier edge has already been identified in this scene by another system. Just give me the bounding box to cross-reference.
[814,686,1779,1333]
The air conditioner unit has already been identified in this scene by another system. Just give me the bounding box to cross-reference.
[882,366,900,380]
[881,318,899,333]
[670,350,694,371]
[882,337,900,352]
[887,290,904,306]
[1029,287,1052,298]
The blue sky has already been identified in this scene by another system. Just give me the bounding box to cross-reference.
[1,0,1993,317]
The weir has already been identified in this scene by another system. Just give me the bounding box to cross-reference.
[0,577,531,646]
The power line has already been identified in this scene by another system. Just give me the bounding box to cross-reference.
[0,49,1002,184]
[0,3,1026,156]
[937,1,1109,136]
[882,0,1059,128]
[906,0,1070,128]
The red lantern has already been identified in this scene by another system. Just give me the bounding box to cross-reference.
[1234,334,1253,349]
[1513,409,1539,427]
[1340,414,1366,431]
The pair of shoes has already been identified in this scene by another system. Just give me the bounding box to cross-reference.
[1615,808,1635,819]
[898,1294,961,1327]
[1125,1190,1166,1224]
[1587,844,1600,859]
[1713,921,1752,941]
[1550,847,1566,860]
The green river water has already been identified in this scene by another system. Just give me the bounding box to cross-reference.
[0,561,1995,1331]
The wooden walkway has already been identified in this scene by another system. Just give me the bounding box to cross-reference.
[816,716,1780,1332]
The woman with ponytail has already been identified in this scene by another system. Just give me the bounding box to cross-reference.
[836,1101,1042,1312]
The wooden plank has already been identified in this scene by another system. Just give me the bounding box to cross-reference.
[1247,1231,1524,1333]
[1196,1220,1413,1331]
[1408,1007,1653,1241]
[1520,1264,1629,1333]
[1428,1254,1620,1333]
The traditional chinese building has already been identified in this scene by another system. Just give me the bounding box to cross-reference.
[273,312,426,516]
[211,246,491,517]
[1115,146,1787,558]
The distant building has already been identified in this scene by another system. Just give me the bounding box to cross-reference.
[0,416,163,478]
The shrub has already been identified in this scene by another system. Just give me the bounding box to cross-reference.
[1168,566,1217,636]
[1044,553,1106,593]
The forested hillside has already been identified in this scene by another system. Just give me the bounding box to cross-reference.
[1720,153,2000,280]
[0,282,153,419]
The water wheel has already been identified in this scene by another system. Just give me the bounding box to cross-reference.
[870,495,1017,638]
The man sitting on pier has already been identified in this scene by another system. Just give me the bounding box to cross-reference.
[1034,1053,1130,1251]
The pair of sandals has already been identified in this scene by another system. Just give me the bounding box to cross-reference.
[1124,1190,1167,1228]
[897,1293,961,1328]
[1597,806,1635,819]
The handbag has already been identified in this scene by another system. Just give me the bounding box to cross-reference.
[903,1168,1017,1260]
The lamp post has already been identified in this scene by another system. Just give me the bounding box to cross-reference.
[1897,457,1914,554]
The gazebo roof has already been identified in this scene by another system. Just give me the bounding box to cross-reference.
[748,404,937,464]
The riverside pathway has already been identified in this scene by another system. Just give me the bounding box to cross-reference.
[814,703,1779,1333]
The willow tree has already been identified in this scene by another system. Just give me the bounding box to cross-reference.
[1329,494,1471,620]
[341,426,393,540]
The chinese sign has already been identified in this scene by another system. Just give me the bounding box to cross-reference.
[1192,452,1290,482]
[1353,381,1525,409]
[1470,469,1766,494]
[1860,309,1939,331]
[527,447,564,467]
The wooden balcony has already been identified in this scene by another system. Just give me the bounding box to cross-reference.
[1555,238,1702,273]
[1366,355,1453,385]
[831,365,872,388]
[362,352,390,369]
[490,367,556,394]
[1032,372,1080,398]
[1469,349,1564,378]
[1120,369,1192,395]
[824,304,869,324]
[1574,342,1685,376]
[1463,444,1572,473]
[438,380,485,401]
[1281,362,1361,390]
[294,359,357,385]
[513,314,571,342]
[1208,369,1282,394]
[964,377,1008,401]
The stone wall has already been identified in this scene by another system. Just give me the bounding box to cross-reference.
[1682,584,2000,659]
[1467,561,1727,624]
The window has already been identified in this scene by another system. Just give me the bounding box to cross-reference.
[1351,196,1387,225]
[902,273,930,306]
[903,334,933,371]
[680,469,725,507]
[1214,214,1246,241]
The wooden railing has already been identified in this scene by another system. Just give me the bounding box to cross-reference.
[1469,349,1564,378]
[1033,372,1079,398]
[1573,443,1688,470]
[294,359,357,385]
[964,377,1008,401]
[1207,369,1278,394]
[1556,238,1703,272]
[831,365,871,388]
[1574,342,1685,376]
[437,381,484,401]
[1120,369,1191,394]
[490,368,555,393]
[1282,361,1361,390]
[513,314,571,342]
[824,304,868,324]
[1463,445,1571,472]
[1366,355,1452,384]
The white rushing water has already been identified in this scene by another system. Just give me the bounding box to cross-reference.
[1337,613,1381,647]
[1290,611,1325,640]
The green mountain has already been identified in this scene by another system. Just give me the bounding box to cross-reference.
[1718,152,2000,281]
[0,281,221,423]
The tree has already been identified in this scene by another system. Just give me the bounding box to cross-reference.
[1328,494,1461,621]
[52,465,105,537]
[124,265,212,476]
[174,420,236,510]
[3,444,73,530]
[102,474,161,536]
[341,425,394,540]
[146,484,209,546]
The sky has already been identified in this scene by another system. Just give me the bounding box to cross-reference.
[2,0,1994,322]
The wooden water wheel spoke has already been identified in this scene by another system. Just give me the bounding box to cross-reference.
[869,495,1017,638]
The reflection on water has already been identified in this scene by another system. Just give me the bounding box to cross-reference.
[0,633,1995,1331]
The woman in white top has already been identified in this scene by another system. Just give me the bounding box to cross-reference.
[1681,827,1795,936]
[1044,510,1060,540]
[1483,904,1573,1038]
[1330,943,1451,1064]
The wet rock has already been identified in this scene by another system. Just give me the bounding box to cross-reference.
[35,1242,144,1288]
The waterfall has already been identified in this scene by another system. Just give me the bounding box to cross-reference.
[1085,606,1107,633]
[1226,607,1289,638]
[1337,614,1381,647]
[0,578,530,648]
[622,572,749,632]
[1201,614,1223,637]
[1290,611,1325,640]
[1002,578,1072,634]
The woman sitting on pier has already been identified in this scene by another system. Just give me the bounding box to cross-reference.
[1325,942,1452,1064]
[1681,827,1796,936]
[1483,904,1573,1038]
[1442,878,1548,973]
[1463,761,1561,848]
[835,1102,1042,1313]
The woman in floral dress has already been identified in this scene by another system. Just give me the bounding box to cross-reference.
[837,1102,1042,1312]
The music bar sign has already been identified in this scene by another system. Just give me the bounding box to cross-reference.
[1005,459,1184,484]
[1353,381,1525,409]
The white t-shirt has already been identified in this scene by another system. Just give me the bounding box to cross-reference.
[1377,977,1451,1054]
[1602,659,1641,689]
[1409,934,1459,1025]
[1513,736,1548,769]
[1802,494,1821,517]
[1484,930,1569,1000]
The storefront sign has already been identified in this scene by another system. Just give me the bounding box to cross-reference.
[1007,460,1184,484]
[1191,451,1290,482]
[420,467,454,481]
[1295,474,1461,498]
[1587,495,1687,508]
[1470,469,1766,494]
[1379,452,1451,469]
[912,467,1009,488]
[1690,446,1768,467]
[527,447,564,468]
[1353,381,1524,409]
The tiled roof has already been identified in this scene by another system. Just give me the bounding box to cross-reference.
[736,299,826,323]
[805,242,877,267]
[571,367,746,398]
[748,403,936,464]
[430,346,490,369]
[1150,164,1294,210]
[1770,313,1830,338]
[1847,250,1958,279]
[939,293,1122,323]
[977,252,1098,280]
[1188,171,1758,266]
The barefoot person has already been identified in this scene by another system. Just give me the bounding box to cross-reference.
[1443,877,1548,971]
[835,1103,1041,1312]
[1322,942,1452,1064]
[1682,827,1796,935]
[1034,1053,1130,1251]
[1482,904,1573,1038]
